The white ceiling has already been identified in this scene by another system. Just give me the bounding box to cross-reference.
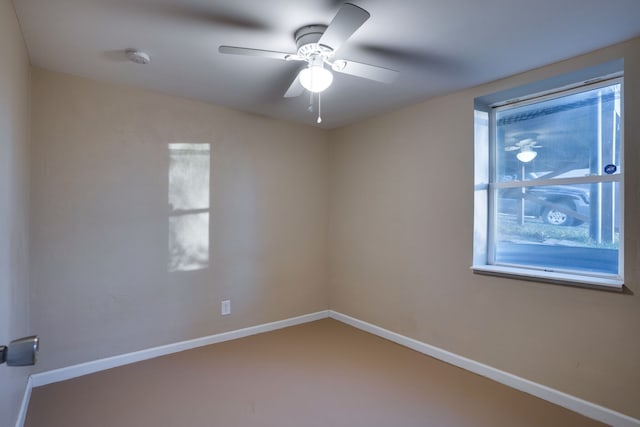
[12,0,640,129]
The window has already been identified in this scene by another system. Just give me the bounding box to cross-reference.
[473,65,623,289]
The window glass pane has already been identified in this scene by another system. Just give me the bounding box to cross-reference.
[495,84,621,183]
[494,180,619,275]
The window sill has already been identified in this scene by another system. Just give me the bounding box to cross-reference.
[471,265,624,291]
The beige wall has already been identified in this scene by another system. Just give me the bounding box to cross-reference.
[30,69,329,372]
[0,0,31,424]
[328,37,640,418]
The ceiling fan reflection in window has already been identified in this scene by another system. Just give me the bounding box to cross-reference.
[218,3,398,123]
[505,138,542,163]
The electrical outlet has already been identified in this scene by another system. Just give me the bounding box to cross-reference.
[221,299,231,316]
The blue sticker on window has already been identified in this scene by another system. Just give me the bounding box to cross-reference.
[604,164,617,175]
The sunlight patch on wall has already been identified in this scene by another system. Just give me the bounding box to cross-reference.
[168,143,210,272]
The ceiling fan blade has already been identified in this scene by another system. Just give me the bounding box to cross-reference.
[332,60,398,83]
[318,3,370,52]
[358,44,462,73]
[284,72,305,98]
[111,1,270,31]
[219,46,291,60]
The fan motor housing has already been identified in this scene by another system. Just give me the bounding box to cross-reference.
[295,25,333,58]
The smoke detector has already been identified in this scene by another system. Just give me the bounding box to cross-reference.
[126,49,150,65]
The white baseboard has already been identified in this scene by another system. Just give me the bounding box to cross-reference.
[15,376,32,427]
[329,310,640,427]
[23,309,639,427]
[30,310,329,388]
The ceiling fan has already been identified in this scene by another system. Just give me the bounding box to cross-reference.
[504,138,542,152]
[218,3,398,121]
[505,138,542,162]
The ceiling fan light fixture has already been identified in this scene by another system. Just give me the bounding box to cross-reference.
[299,64,333,93]
[516,148,537,163]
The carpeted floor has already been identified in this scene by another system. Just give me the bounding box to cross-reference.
[25,318,605,426]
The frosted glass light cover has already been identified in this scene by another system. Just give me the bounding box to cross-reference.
[516,149,537,163]
[299,65,333,93]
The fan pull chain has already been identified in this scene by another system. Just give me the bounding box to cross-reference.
[317,91,322,124]
[308,91,314,112]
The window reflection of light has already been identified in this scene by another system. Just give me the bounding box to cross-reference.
[168,143,210,272]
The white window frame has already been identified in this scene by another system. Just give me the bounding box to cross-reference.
[472,62,624,290]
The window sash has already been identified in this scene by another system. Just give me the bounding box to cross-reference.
[491,173,621,189]
[482,77,624,287]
